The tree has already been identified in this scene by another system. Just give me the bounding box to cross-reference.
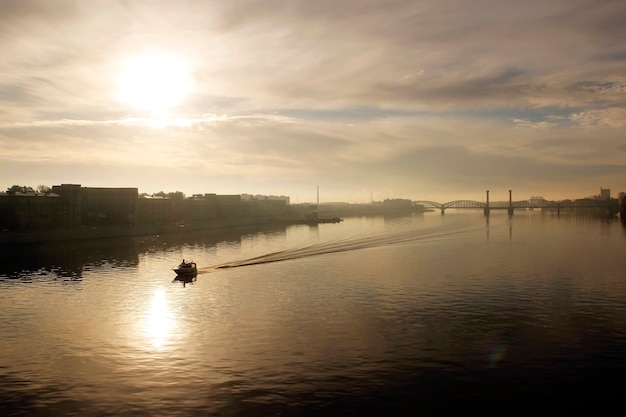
[37,185,51,194]
[6,185,35,194]
[151,191,186,200]
[168,191,186,201]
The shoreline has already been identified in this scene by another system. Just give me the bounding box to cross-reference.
[0,216,347,245]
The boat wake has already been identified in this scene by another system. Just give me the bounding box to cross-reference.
[198,222,483,273]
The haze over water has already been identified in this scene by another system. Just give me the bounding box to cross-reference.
[1,211,625,416]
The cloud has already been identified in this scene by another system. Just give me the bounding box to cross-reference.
[1,0,625,114]
[513,119,557,129]
[569,108,626,127]
[1,1,625,200]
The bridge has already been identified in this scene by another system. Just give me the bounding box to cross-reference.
[414,190,617,215]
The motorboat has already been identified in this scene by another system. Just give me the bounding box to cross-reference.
[174,260,197,277]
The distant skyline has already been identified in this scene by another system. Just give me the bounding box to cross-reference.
[1,0,625,203]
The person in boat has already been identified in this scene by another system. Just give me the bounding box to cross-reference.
[179,259,195,269]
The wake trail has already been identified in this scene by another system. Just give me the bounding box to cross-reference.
[197,221,492,274]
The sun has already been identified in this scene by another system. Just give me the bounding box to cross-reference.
[117,53,193,113]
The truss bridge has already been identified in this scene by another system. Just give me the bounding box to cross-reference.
[413,190,617,215]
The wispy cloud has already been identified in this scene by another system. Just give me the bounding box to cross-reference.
[569,108,626,127]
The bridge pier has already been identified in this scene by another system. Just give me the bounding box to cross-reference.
[440,207,445,215]
[508,190,513,216]
[484,190,490,216]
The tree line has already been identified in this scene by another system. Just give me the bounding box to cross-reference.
[5,185,186,200]
[5,185,51,194]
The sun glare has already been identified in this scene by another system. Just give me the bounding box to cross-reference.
[145,289,176,348]
[117,53,193,113]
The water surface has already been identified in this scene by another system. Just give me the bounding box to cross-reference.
[1,211,625,415]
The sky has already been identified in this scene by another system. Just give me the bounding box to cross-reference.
[1,0,625,203]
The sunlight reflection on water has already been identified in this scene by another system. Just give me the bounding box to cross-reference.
[144,289,176,349]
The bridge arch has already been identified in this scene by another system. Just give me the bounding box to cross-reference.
[413,200,486,214]
[443,200,485,209]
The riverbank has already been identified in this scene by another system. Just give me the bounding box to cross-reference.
[0,215,346,245]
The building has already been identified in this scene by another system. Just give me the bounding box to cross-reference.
[184,194,219,222]
[137,196,175,225]
[241,194,290,204]
[80,187,138,226]
[382,198,414,212]
[599,188,611,200]
[50,184,82,228]
[50,184,138,227]
[0,192,64,231]
[215,195,245,218]
[529,196,546,205]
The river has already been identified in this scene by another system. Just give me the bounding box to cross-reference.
[1,211,625,416]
